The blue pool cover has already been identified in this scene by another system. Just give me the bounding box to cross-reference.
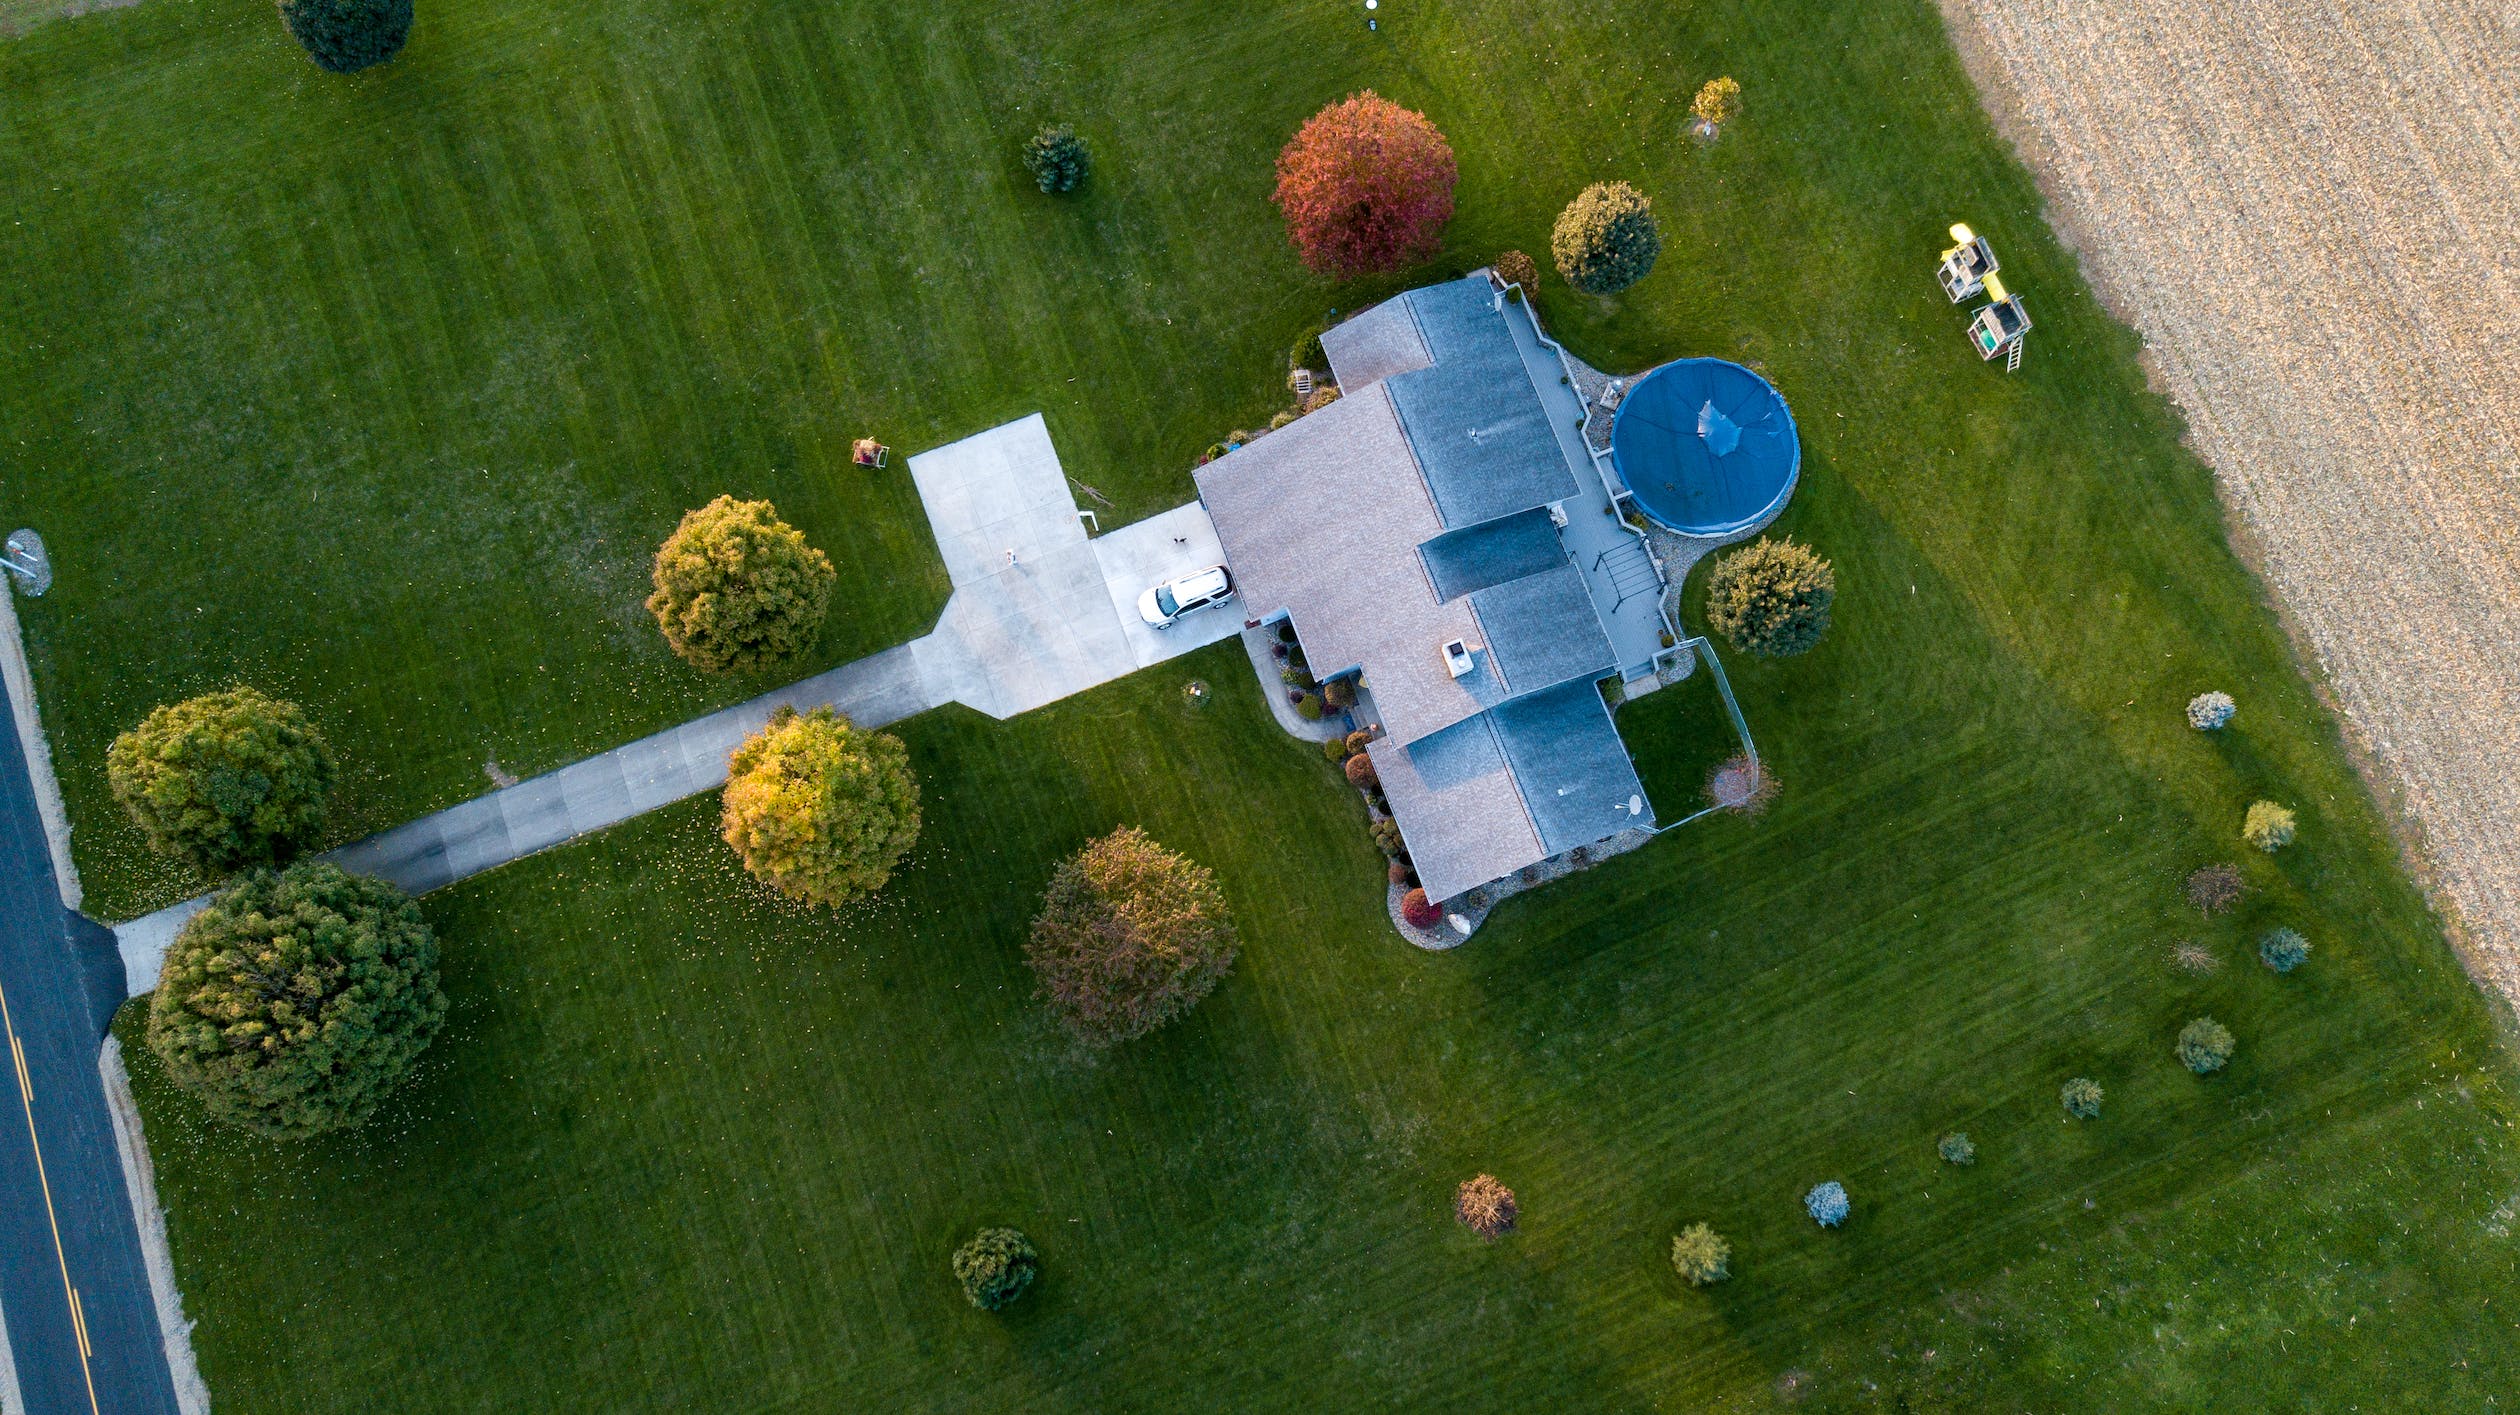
[1608,358,1800,537]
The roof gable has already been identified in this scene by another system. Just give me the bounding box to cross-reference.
[1384,279,1581,528]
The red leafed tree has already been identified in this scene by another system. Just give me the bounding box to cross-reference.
[1273,92,1458,278]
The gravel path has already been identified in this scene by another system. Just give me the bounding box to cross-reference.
[1940,0,2520,1003]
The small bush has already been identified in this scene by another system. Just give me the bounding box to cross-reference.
[1290,328,1329,374]
[1551,181,1661,295]
[107,687,336,877]
[2186,691,2236,731]
[1804,1181,1849,1228]
[146,863,444,1138]
[2170,940,2222,975]
[1669,1223,1730,1286]
[1296,694,1325,721]
[1518,865,1542,885]
[1388,860,1415,887]
[1704,537,1835,657]
[1021,124,1089,194]
[1690,76,1742,128]
[2244,801,2297,853]
[1706,753,1778,814]
[2259,926,2311,974]
[1938,1132,1977,1166]
[1346,728,1376,755]
[2178,1017,2235,1075]
[1323,677,1356,710]
[1026,828,1239,1046]
[2061,1077,2104,1119]
[1455,1174,1517,1240]
[1273,92,1458,277]
[1492,249,1539,291]
[1301,386,1343,414]
[1370,818,1406,857]
[1401,888,1441,929]
[1324,736,1352,763]
[648,496,836,674]
[1269,409,1299,431]
[951,1228,1040,1310]
[277,0,411,72]
[1344,753,1379,791]
[2186,863,2246,915]
[721,707,921,907]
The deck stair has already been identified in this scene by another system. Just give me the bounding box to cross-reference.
[1592,538,1662,612]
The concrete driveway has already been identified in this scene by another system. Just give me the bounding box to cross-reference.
[907,415,1235,717]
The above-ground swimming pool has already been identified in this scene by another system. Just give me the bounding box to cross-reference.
[1608,358,1800,537]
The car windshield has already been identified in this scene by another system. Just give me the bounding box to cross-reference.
[1155,587,1179,615]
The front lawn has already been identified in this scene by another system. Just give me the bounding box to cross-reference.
[17,0,2520,1405]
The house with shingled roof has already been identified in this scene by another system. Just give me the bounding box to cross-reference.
[1194,273,1677,905]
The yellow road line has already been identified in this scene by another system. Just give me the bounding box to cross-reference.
[0,978,102,1415]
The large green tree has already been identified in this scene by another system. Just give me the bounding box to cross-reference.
[647,496,837,674]
[720,706,921,907]
[106,687,335,877]
[1702,536,1836,657]
[276,0,413,73]
[146,863,447,1139]
[1026,827,1238,1046]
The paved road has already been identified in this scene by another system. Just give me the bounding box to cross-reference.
[0,682,179,1415]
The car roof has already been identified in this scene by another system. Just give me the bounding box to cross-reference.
[1175,566,1229,598]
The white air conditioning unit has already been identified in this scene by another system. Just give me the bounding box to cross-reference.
[1442,639,1476,679]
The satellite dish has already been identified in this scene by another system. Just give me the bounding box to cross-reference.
[1628,794,1644,815]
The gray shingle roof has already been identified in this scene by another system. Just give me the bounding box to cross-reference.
[1417,507,1565,602]
[1321,297,1432,389]
[1490,680,1655,851]
[1384,278,1580,528]
[1468,562,1616,698]
[1368,717,1543,903]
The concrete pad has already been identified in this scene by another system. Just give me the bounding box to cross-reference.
[1090,502,1240,669]
[909,414,1088,587]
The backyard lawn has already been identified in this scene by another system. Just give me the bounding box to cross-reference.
[11,0,2520,1406]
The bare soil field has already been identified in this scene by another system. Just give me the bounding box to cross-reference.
[1942,0,2520,1009]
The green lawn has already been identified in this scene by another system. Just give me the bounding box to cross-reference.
[17,0,2520,1405]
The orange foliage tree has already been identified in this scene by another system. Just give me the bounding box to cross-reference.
[1272,92,1458,278]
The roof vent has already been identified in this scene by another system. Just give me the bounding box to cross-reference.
[1442,638,1476,679]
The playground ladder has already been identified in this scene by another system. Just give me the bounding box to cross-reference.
[2005,339,2024,373]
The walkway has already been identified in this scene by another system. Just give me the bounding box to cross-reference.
[116,414,1240,991]
[0,673,181,1414]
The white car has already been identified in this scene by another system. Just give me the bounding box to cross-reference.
[1137,565,1234,629]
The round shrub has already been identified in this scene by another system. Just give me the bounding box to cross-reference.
[1703,537,1835,658]
[2186,691,2236,731]
[1021,124,1089,194]
[1324,736,1353,763]
[2185,863,2246,915]
[107,687,336,877]
[1670,1223,1730,1286]
[1937,1132,1977,1166]
[2259,926,2311,974]
[1401,887,1441,929]
[1322,677,1356,710]
[1301,385,1343,414]
[1346,728,1376,755]
[1290,328,1329,374]
[647,496,836,674]
[720,706,921,908]
[1370,818,1406,857]
[1551,181,1661,295]
[951,1228,1040,1310]
[1804,1181,1849,1228]
[1295,694,1325,721]
[1491,249,1539,291]
[1691,76,1743,129]
[2178,1017,2235,1075]
[146,862,445,1138]
[1268,409,1299,431]
[1026,827,1238,1046]
[1343,752,1379,791]
[2243,800,2297,853]
[1388,859,1415,887]
[1455,1174,1517,1240]
[1273,92,1457,278]
[276,0,412,72]
[2061,1076,2104,1120]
